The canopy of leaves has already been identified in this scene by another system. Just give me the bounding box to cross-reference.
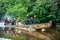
[0,0,60,23]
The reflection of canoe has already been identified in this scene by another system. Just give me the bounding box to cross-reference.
[21,30,51,40]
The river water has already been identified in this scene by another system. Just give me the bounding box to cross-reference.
[0,38,12,40]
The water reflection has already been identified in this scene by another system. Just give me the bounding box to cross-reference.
[21,30,51,40]
[0,28,60,40]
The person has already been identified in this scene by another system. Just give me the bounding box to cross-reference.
[16,17,20,25]
[17,20,23,26]
[4,18,9,25]
[12,18,16,25]
[27,17,33,25]
[21,20,26,25]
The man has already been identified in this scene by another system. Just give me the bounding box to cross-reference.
[12,18,16,25]
[27,17,33,25]
[4,18,9,25]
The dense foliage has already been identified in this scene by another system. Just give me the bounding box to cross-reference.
[0,0,60,23]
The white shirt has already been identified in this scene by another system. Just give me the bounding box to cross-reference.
[18,22,23,25]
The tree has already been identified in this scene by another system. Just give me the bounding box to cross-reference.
[0,0,23,20]
[27,0,58,23]
[4,0,60,24]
